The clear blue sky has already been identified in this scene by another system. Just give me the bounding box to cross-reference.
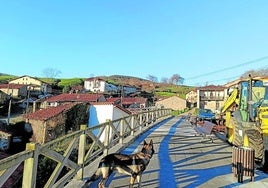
[1,1,268,86]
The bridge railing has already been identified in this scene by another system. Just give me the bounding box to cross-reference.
[0,108,172,188]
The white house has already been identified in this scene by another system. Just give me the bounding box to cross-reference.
[84,77,118,94]
[9,75,52,94]
[88,102,131,142]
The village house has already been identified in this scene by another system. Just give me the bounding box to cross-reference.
[88,102,132,142]
[24,103,88,144]
[70,85,84,93]
[84,77,118,94]
[44,93,106,107]
[196,85,227,113]
[0,90,10,108]
[155,96,186,111]
[89,102,131,126]
[0,84,27,98]
[8,75,52,95]
[84,77,139,97]
[185,89,197,109]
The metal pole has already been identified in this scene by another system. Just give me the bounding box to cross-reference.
[7,97,11,125]
[26,87,30,114]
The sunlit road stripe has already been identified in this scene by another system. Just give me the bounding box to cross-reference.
[158,118,184,188]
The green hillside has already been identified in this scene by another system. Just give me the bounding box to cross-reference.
[0,74,193,99]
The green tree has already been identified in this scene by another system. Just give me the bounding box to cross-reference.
[62,85,71,93]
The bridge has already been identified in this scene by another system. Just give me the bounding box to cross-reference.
[1,109,268,187]
[67,116,268,188]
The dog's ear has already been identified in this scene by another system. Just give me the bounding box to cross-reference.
[143,140,147,145]
[149,139,153,145]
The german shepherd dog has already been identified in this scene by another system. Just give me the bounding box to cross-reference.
[84,139,154,188]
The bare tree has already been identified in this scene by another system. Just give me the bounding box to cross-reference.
[161,77,169,84]
[240,68,268,78]
[179,77,185,85]
[147,75,158,83]
[170,74,184,85]
[42,68,61,78]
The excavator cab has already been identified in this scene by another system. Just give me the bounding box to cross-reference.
[238,79,268,123]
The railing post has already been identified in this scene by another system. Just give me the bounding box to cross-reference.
[104,119,111,156]
[77,124,87,180]
[120,119,124,144]
[146,111,149,126]
[22,143,39,188]
[139,114,142,131]
[152,111,154,122]
[131,115,135,136]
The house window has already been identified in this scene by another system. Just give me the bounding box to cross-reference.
[216,102,219,110]
[210,92,213,99]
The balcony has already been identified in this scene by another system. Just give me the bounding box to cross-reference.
[200,96,225,101]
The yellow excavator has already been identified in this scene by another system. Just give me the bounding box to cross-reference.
[221,75,268,170]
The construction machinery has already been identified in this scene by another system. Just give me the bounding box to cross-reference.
[221,75,268,170]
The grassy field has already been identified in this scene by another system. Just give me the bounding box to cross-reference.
[0,75,17,83]
[154,84,193,99]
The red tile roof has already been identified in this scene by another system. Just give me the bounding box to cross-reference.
[46,93,103,103]
[121,97,147,104]
[196,85,226,91]
[115,104,132,114]
[85,77,105,81]
[24,103,75,121]
[106,97,147,105]
[9,75,50,84]
[106,98,120,103]
[0,84,26,89]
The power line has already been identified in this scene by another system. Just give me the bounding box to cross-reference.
[185,55,268,80]
[210,75,239,83]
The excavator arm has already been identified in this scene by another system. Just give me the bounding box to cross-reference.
[221,88,239,114]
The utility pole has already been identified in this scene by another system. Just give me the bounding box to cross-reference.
[7,81,12,125]
[7,95,11,125]
[120,85,124,107]
[26,86,30,114]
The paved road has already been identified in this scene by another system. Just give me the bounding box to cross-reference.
[69,116,268,188]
